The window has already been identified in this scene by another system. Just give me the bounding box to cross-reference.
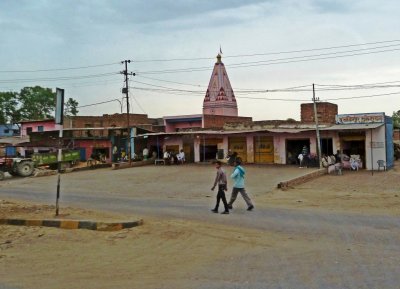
[26,127,33,134]
[37,126,44,132]
[4,129,10,134]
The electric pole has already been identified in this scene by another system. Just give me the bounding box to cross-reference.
[120,60,135,163]
[312,83,322,169]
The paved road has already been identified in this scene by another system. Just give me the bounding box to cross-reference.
[1,166,400,289]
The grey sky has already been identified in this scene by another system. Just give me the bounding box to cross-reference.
[1,0,399,120]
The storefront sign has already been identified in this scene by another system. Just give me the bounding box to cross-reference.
[336,113,385,124]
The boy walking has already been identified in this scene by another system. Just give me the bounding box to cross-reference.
[228,158,254,211]
[211,161,229,214]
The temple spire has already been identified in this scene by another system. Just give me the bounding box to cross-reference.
[202,51,238,116]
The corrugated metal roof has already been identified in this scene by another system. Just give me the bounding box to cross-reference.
[322,123,384,130]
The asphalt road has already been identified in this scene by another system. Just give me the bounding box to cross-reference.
[1,166,400,289]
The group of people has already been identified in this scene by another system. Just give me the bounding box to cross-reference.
[210,157,254,214]
[322,150,342,168]
[163,149,185,165]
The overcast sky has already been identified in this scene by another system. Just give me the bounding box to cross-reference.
[1,0,399,120]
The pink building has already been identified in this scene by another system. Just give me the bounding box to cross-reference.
[20,119,57,137]
[164,115,203,133]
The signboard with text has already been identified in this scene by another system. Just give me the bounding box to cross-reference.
[336,113,385,125]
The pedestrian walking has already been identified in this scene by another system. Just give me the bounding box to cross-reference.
[227,157,254,211]
[211,161,229,214]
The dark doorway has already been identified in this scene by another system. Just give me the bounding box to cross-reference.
[286,139,310,165]
[201,145,218,161]
[319,138,333,156]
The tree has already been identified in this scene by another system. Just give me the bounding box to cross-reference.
[0,86,80,124]
[18,86,56,120]
[64,98,79,116]
[393,110,400,128]
[0,91,19,124]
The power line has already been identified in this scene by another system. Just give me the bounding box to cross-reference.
[134,47,400,75]
[131,39,400,62]
[0,72,119,84]
[226,47,400,70]
[0,62,120,73]
[131,95,147,114]
[323,91,400,101]
[77,98,122,109]
[136,75,205,88]
[224,39,400,59]
[226,43,400,67]
[1,39,399,76]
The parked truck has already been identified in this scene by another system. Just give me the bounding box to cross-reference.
[0,149,80,181]
[31,150,80,169]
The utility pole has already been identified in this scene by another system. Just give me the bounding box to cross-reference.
[120,60,135,163]
[312,84,322,169]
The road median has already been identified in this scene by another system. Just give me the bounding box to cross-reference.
[0,218,143,231]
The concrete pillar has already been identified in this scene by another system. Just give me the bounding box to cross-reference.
[246,135,254,163]
[194,136,200,162]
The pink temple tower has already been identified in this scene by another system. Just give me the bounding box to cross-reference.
[202,54,238,116]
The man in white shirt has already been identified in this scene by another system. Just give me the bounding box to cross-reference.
[177,149,185,164]
[143,147,149,160]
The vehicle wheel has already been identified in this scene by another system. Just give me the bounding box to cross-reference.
[0,171,4,181]
[17,161,34,177]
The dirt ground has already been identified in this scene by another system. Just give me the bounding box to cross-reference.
[1,161,400,289]
[261,164,400,216]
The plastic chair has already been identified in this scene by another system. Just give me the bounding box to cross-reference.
[377,160,386,171]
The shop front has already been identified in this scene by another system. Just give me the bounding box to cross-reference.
[323,112,393,170]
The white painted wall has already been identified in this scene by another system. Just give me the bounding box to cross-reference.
[365,126,386,170]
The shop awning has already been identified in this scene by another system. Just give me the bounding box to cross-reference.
[322,123,384,131]
[0,136,30,146]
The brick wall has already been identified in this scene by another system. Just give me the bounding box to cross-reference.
[301,102,338,124]
[63,114,155,137]
[65,113,151,128]
[203,114,253,129]
[278,168,327,190]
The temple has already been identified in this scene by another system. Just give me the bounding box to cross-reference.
[203,54,238,116]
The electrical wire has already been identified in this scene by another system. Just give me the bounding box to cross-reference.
[0,72,119,84]
[136,75,205,88]
[0,62,120,73]
[134,47,400,74]
[323,91,400,101]
[77,99,122,109]
[131,39,400,62]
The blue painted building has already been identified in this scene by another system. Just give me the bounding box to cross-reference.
[0,124,20,137]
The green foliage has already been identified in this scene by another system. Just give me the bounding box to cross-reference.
[64,98,79,116]
[392,110,400,128]
[0,91,19,124]
[19,86,55,120]
[0,86,79,124]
